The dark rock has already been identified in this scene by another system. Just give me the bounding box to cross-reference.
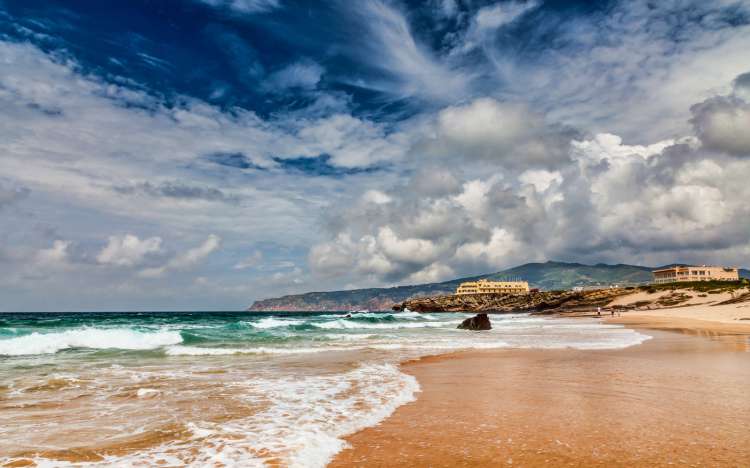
[457,313,492,330]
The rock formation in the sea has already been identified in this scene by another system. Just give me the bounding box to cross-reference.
[457,313,492,330]
[394,288,630,314]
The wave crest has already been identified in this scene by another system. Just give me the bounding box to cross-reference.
[0,328,183,356]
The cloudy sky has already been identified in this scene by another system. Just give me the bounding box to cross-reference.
[1,0,749,311]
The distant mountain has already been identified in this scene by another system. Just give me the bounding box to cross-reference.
[741,269,750,279]
[248,261,657,311]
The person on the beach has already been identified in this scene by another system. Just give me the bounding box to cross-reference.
[597,307,601,316]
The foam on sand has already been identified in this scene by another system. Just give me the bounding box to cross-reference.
[164,345,332,356]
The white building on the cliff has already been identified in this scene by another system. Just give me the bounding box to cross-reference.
[651,265,739,284]
[455,279,530,295]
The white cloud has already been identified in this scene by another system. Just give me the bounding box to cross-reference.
[361,190,392,205]
[571,133,677,164]
[519,169,562,192]
[690,96,750,156]
[97,234,163,267]
[425,98,572,168]
[195,0,280,14]
[352,0,472,102]
[377,226,441,265]
[454,228,524,267]
[310,120,750,286]
[2,2,750,310]
[36,240,70,266]
[405,262,455,284]
[266,60,324,91]
[234,250,263,270]
[453,0,539,54]
[293,113,409,167]
[494,1,750,142]
[140,235,220,278]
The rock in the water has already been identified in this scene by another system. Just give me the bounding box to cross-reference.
[457,313,492,330]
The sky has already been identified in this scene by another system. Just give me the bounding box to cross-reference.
[1,0,750,311]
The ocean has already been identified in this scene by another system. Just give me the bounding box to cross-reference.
[0,310,650,467]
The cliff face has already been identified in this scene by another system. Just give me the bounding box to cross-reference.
[396,288,630,314]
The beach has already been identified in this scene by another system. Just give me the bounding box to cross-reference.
[332,306,750,467]
[0,310,649,467]
[1,298,748,466]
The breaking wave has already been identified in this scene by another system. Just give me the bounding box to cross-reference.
[0,328,183,356]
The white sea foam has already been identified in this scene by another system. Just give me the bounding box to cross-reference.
[250,317,305,329]
[164,345,332,356]
[136,388,160,398]
[314,319,462,330]
[0,328,183,356]
[165,363,419,468]
[7,363,420,468]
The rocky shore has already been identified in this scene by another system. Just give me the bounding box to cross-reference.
[393,288,630,314]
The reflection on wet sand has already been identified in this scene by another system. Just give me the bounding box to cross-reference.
[332,330,750,467]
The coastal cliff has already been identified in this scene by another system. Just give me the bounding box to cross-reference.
[247,262,750,312]
[395,288,630,313]
[247,261,657,311]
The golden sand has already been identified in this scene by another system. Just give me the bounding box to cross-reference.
[331,329,750,467]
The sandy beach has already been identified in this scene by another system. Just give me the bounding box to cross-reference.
[331,308,750,467]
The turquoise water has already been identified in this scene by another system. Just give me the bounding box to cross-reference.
[0,311,650,466]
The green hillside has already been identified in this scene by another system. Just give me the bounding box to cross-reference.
[483,261,654,290]
[248,261,656,311]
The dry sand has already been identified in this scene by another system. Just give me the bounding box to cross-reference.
[331,325,750,467]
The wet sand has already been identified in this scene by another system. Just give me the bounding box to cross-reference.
[606,307,750,338]
[331,329,750,467]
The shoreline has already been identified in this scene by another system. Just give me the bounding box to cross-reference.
[330,313,750,467]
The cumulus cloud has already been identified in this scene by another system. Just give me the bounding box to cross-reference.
[140,235,221,278]
[734,72,750,101]
[36,240,71,267]
[2,2,750,310]
[310,120,750,286]
[690,96,750,156]
[97,234,163,267]
[421,98,574,168]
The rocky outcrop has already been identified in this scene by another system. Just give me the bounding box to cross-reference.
[394,288,630,314]
[457,314,492,330]
[246,261,666,311]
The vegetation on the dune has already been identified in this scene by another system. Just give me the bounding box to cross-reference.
[639,279,749,294]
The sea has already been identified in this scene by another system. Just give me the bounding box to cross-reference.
[0,310,650,467]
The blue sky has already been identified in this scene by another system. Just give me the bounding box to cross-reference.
[1,0,749,311]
